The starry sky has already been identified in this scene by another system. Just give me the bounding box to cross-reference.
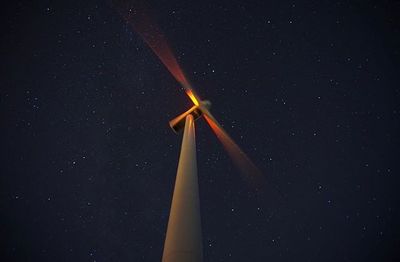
[1,0,400,261]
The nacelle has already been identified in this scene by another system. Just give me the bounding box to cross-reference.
[169,100,211,133]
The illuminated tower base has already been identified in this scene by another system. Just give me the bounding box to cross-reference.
[162,115,203,262]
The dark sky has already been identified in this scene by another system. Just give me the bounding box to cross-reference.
[1,0,400,261]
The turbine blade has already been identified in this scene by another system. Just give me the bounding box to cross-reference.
[113,1,200,106]
[185,89,200,106]
[203,113,263,187]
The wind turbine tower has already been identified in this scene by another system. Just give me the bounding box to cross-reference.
[162,100,211,262]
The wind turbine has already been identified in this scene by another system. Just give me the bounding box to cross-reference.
[112,4,263,261]
[162,87,262,262]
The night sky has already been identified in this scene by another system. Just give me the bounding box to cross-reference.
[2,0,400,261]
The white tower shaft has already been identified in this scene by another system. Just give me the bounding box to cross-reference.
[162,115,203,262]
